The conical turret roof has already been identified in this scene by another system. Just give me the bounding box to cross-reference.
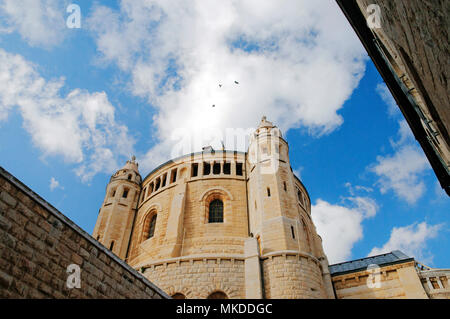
[120,155,140,175]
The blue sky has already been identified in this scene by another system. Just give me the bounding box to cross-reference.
[0,0,448,267]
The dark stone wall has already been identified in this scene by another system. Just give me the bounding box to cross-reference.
[358,0,449,141]
[0,167,169,299]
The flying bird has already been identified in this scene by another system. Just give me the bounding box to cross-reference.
[219,84,222,88]
[212,104,215,107]
[234,81,239,84]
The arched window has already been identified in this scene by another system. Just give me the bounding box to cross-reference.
[128,174,132,180]
[172,293,186,299]
[208,199,223,223]
[148,215,157,238]
[207,291,228,299]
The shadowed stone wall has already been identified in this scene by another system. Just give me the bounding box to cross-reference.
[0,167,169,299]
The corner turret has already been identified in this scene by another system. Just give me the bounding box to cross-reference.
[93,156,142,259]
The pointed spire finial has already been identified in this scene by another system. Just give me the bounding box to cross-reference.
[262,115,267,122]
[131,155,136,162]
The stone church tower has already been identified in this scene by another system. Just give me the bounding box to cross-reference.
[94,117,335,299]
[247,117,334,298]
[93,157,142,259]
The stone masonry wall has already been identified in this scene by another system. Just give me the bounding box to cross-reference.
[262,253,327,299]
[419,269,450,299]
[331,261,428,299]
[142,257,245,299]
[356,0,450,162]
[0,167,169,299]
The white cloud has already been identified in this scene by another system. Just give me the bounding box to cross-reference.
[345,182,373,196]
[0,0,67,47]
[49,177,63,191]
[369,222,443,264]
[370,143,429,205]
[389,119,415,148]
[87,0,367,171]
[371,85,431,204]
[312,196,378,263]
[0,48,133,181]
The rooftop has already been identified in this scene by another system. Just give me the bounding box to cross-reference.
[329,250,413,276]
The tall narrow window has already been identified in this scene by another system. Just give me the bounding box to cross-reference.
[149,182,154,194]
[128,174,132,180]
[140,188,147,203]
[161,173,167,187]
[208,199,224,223]
[223,162,231,175]
[191,163,199,177]
[155,177,161,191]
[109,241,115,251]
[171,168,177,183]
[283,182,287,191]
[110,188,116,197]
[203,162,211,175]
[291,226,295,239]
[236,162,243,176]
[213,162,221,175]
[302,220,311,253]
[148,215,157,238]
[267,187,271,197]
[122,188,129,198]
[297,189,304,206]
